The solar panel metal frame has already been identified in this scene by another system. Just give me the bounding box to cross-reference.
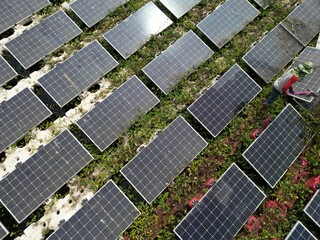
[5,10,82,69]
[76,75,160,151]
[0,222,9,240]
[253,0,272,9]
[174,163,266,240]
[304,190,320,228]
[37,40,119,107]
[142,30,214,95]
[103,2,173,59]
[47,180,140,240]
[0,55,18,86]
[285,221,317,240]
[197,0,260,48]
[188,64,262,137]
[0,130,94,223]
[242,104,306,188]
[121,115,208,204]
[69,0,128,27]
[159,0,201,18]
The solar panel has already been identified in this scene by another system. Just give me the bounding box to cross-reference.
[0,130,93,223]
[0,88,52,153]
[69,0,128,27]
[281,0,320,46]
[253,0,272,9]
[76,75,159,151]
[243,104,305,188]
[285,221,317,240]
[0,222,9,240]
[142,30,214,95]
[38,40,118,107]
[103,2,172,59]
[188,64,261,137]
[47,180,140,240]
[159,0,201,18]
[5,10,82,69]
[0,55,18,86]
[174,163,266,240]
[294,97,320,110]
[197,0,259,48]
[242,24,304,83]
[0,0,50,34]
[304,190,320,228]
[121,116,208,204]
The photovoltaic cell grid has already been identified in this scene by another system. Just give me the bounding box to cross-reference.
[0,88,52,153]
[0,0,50,34]
[242,24,304,83]
[0,55,18,86]
[159,0,201,18]
[243,104,305,188]
[174,163,266,240]
[47,180,140,240]
[142,30,214,95]
[0,222,9,240]
[0,130,93,223]
[281,0,320,46]
[38,40,118,107]
[70,0,128,27]
[121,116,208,204]
[188,64,261,137]
[5,10,82,69]
[76,75,159,151]
[253,0,272,9]
[285,221,317,240]
[197,0,259,48]
[103,2,172,59]
[304,190,320,228]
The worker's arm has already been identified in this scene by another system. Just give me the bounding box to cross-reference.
[282,75,299,94]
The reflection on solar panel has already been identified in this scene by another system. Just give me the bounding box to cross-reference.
[253,0,272,9]
[70,0,128,27]
[0,222,9,240]
[197,0,259,48]
[243,104,305,188]
[285,221,317,240]
[48,180,140,240]
[5,10,82,69]
[174,163,266,240]
[0,130,93,223]
[242,24,303,83]
[0,55,18,86]
[281,0,320,46]
[38,40,118,107]
[142,30,214,94]
[76,75,159,151]
[304,190,320,227]
[188,64,261,137]
[103,2,172,59]
[159,0,201,18]
[0,0,50,34]
[0,88,52,153]
[121,116,207,204]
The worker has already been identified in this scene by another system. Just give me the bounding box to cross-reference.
[264,62,314,106]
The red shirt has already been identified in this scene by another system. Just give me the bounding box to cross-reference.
[281,75,299,94]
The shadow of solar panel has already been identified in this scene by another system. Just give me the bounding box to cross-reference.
[242,24,304,83]
[0,222,9,240]
[304,190,320,228]
[0,88,52,153]
[38,40,118,107]
[243,104,305,188]
[294,97,320,111]
[188,64,261,137]
[121,116,208,204]
[0,55,17,86]
[142,30,214,95]
[0,130,93,223]
[0,0,50,34]
[70,0,128,27]
[159,0,201,18]
[197,0,259,48]
[281,0,320,46]
[76,75,159,151]
[47,180,140,240]
[103,2,172,59]
[285,221,317,240]
[174,163,266,240]
[253,0,272,9]
[5,10,82,69]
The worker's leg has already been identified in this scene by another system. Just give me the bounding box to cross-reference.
[264,86,281,106]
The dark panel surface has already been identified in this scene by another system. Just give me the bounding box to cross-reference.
[285,221,317,240]
[304,190,320,227]
[0,222,9,240]
[0,55,18,86]
[159,0,201,18]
